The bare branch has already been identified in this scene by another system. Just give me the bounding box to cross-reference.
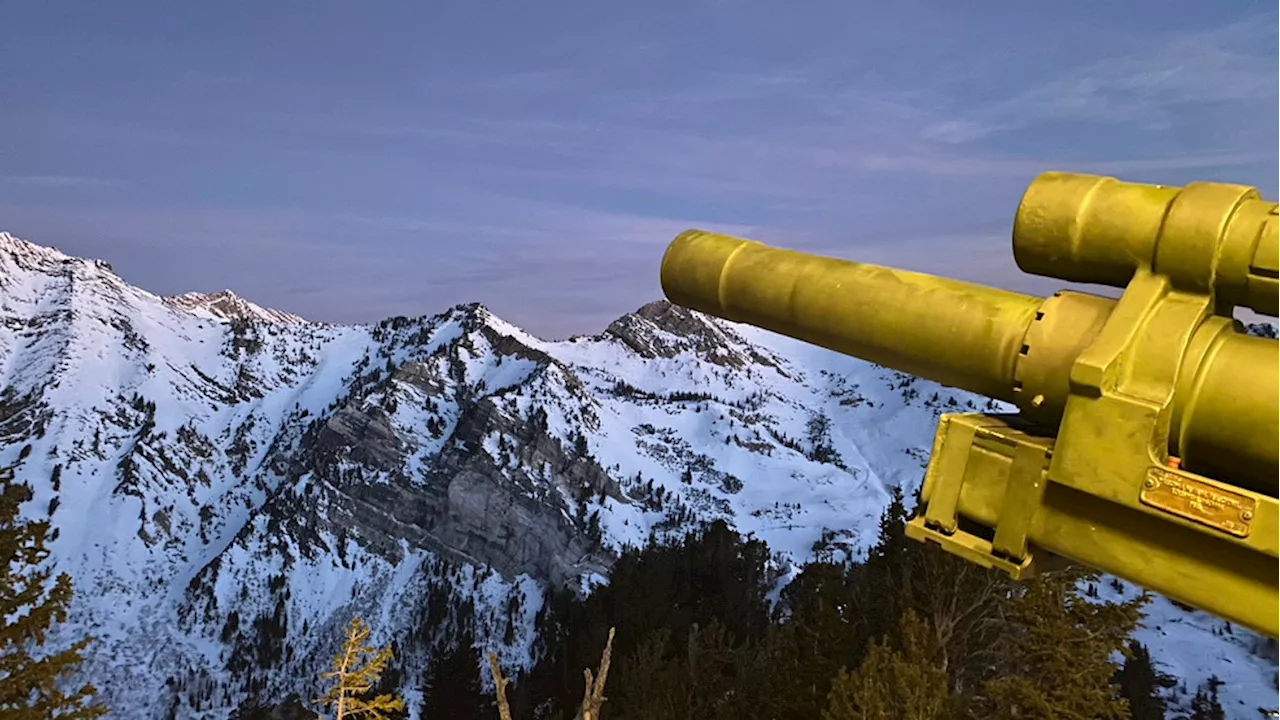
[580,627,616,720]
[488,651,514,720]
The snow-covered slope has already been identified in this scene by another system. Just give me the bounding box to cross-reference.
[0,231,1274,719]
[165,290,308,325]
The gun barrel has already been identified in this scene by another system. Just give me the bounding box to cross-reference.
[1174,326,1279,489]
[660,230,1041,403]
[661,229,1278,495]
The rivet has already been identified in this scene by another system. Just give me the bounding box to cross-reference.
[1143,478,1156,489]
[1242,510,1254,521]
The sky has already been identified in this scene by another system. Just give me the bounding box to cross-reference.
[1,1,1277,338]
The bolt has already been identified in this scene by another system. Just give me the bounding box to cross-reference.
[1143,478,1156,489]
[1242,510,1254,521]
[1031,394,1045,408]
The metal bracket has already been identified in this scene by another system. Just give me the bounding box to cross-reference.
[909,412,1055,581]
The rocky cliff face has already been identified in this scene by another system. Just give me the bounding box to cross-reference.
[0,231,1275,719]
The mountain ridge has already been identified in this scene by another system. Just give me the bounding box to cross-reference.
[164,290,309,326]
[0,230,1274,719]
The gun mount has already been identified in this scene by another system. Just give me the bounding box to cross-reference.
[660,172,1279,637]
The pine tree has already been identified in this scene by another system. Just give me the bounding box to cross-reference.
[422,624,490,720]
[612,621,743,720]
[1186,675,1225,720]
[849,484,1013,700]
[315,616,405,720]
[769,561,865,716]
[823,610,953,720]
[0,470,108,718]
[858,485,914,644]
[1114,640,1176,720]
[361,640,406,720]
[522,521,771,717]
[231,694,319,719]
[979,567,1145,720]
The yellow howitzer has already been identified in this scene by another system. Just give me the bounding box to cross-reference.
[660,172,1279,638]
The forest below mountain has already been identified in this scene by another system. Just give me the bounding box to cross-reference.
[227,488,1242,720]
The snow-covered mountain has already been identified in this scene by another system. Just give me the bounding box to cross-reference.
[0,231,1275,719]
[164,290,308,326]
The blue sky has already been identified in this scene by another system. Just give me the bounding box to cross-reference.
[2,1,1276,337]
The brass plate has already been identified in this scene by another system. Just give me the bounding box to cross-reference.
[1139,466,1255,538]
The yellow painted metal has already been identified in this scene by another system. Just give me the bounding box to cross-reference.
[659,172,1280,638]
[660,230,1041,403]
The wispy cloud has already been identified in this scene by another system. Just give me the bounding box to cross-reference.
[477,69,588,96]
[858,150,1271,177]
[923,18,1278,144]
[0,175,128,189]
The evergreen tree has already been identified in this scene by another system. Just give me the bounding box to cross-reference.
[1186,676,1225,720]
[848,485,1013,700]
[769,561,866,716]
[422,624,490,720]
[823,611,953,720]
[520,480,1155,720]
[361,640,406,720]
[314,616,405,720]
[231,694,319,720]
[856,486,914,645]
[979,567,1145,720]
[522,520,772,717]
[1114,640,1176,720]
[0,470,107,718]
[612,620,752,720]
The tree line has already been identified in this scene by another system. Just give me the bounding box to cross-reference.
[483,487,1222,720]
[2,466,1233,719]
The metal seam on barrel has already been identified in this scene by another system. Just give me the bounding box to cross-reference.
[717,236,753,322]
[1151,185,1179,273]
[1207,191,1249,297]
[1078,175,1109,271]
[1173,323,1221,474]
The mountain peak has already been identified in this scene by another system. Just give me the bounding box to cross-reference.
[0,230,97,270]
[603,299,777,368]
[164,289,308,325]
